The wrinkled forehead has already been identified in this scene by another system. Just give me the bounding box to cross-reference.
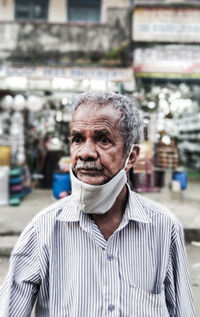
[70,102,123,136]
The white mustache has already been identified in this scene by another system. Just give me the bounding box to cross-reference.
[75,161,103,171]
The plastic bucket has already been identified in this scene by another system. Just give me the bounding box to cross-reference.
[53,172,71,199]
[172,171,187,190]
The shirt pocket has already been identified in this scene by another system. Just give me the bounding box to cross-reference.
[129,284,169,317]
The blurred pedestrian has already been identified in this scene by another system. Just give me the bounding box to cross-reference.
[0,92,195,316]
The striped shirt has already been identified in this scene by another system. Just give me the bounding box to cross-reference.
[0,187,195,317]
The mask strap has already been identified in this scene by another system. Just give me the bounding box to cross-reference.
[124,144,135,169]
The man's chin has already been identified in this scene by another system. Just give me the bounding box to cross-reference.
[77,173,105,185]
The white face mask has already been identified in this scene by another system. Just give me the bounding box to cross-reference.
[70,145,134,214]
[70,165,127,214]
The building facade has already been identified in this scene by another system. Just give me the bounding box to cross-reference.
[0,0,135,93]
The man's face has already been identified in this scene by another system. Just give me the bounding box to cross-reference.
[70,103,127,185]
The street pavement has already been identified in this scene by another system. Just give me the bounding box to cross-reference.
[141,181,200,242]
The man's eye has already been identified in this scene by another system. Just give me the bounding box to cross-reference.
[71,136,83,144]
[98,136,109,144]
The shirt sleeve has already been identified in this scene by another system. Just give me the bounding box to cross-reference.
[0,221,41,317]
[164,223,196,317]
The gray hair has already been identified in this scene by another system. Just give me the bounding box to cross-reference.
[72,91,142,154]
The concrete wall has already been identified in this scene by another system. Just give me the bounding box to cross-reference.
[0,8,131,66]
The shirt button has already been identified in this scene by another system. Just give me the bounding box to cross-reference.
[107,254,114,261]
[108,304,115,312]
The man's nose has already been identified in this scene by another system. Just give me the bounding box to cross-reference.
[77,139,98,160]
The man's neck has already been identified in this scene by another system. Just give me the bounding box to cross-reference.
[91,185,128,241]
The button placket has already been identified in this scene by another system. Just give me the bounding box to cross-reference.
[103,235,120,316]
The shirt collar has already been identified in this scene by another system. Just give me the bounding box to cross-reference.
[125,185,151,224]
[56,196,92,232]
[56,196,80,222]
[56,185,151,224]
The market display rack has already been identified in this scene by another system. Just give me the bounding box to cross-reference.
[177,112,200,171]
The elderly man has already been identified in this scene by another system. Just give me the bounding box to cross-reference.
[0,92,195,316]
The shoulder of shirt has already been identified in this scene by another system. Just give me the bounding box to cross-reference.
[31,195,74,223]
[129,190,182,229]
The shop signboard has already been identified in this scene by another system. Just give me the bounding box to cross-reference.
[133,45,200,78]
[0,66,133,82]
[133,7,200,43]
[135,0,200,3]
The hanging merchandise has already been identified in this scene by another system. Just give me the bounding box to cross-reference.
[0,105,26,167]
[1,111,11,135]
[26,95,43,112]
[154,140,179,170]
[10,111,26,166]
[133,82,200,174]
[24,93,75,188]
[13,95,26,111]
[1,95,13,110]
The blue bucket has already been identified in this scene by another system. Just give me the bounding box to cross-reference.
[53,172,71,199]
[172,171,187,190]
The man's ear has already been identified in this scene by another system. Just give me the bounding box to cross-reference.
[125,145,140,171]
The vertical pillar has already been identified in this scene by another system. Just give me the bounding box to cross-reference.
[49,0,67,23]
